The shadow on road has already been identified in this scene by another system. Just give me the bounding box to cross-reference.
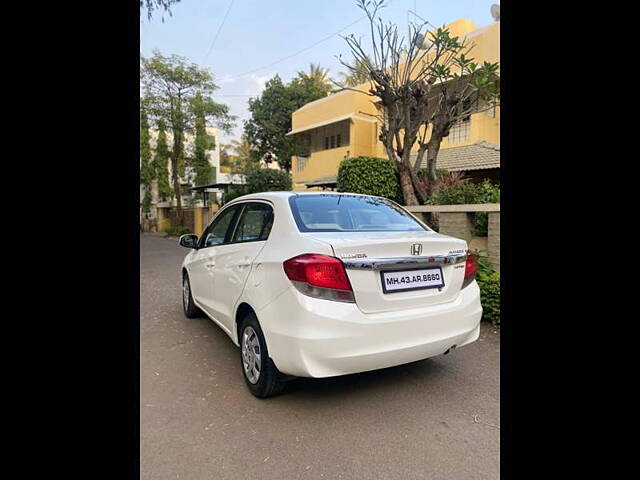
[289,357,445,394]
[191,310,450,402]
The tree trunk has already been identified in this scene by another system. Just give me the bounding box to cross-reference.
[409,167,428,204]
[398,162,418,205]
[408,144,429,204]
[426,137,442,198]
[172,129,184,225]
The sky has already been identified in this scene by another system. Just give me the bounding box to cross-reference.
[140,0,498,143]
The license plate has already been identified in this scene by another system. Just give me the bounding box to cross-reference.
[380,267,444,294]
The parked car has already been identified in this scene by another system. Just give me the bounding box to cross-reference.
[179,192,482,397]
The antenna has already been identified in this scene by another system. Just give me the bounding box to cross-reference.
[490,4,500,22]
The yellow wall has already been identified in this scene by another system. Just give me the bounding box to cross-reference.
[293,146,351,188]
[290,19,500,191]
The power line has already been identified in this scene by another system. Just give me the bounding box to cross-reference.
[227,15,366,80]
[202,0,235,65]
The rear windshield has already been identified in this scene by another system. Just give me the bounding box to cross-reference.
[289,194,427,232]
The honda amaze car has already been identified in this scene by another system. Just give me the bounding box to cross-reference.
[179,192,482,398]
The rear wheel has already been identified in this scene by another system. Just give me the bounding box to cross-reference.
[182,272,202,318]
[239,313,285,398]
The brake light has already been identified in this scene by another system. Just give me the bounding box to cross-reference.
[283,254,355,302]
[462,250,478,289]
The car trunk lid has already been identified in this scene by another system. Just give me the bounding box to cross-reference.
[303,231,468,313]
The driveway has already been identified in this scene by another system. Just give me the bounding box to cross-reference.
[140,234,500,480]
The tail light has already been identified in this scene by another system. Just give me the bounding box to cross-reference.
[462,250,478,289]
[283,254,355,303]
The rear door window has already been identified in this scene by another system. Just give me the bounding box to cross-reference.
[232,202,274,243]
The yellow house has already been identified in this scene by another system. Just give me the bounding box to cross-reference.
[288,18,500,191]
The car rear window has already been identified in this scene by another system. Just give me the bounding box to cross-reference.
[289,194,427,232]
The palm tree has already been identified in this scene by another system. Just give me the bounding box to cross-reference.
[219,143,235,173]
[228,135,260,174]
[297,63,332,88]
[338,58,370,87]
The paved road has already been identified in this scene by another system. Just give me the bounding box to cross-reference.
[140,234,500,480]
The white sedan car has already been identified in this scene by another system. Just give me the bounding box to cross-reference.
[179,192,482,397]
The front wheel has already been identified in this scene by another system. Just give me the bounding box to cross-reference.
[240,313,285,398]
[182,273,202,318]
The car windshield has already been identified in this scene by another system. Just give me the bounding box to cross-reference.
[289,194,427,232]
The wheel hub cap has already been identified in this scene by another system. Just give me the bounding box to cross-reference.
[182,279,190,310]
[241,326,261,384]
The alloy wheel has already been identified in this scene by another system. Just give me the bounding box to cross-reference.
[182,277,190,311]
[241,326,261,384]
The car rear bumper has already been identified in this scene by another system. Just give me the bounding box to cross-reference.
[257,281,483,378]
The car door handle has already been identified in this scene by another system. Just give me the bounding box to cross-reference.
[237,262,251,268]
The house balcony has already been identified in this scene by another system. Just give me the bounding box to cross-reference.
[292,146,351,187]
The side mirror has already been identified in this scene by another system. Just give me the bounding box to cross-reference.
[179,234,199,249]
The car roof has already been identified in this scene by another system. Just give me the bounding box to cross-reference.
[228,191,376,202]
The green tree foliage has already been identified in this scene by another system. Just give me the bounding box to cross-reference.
[141,50,235,220]
[228,135,260,175]
[140,0,180,22]
[337,156,402,202]
[430,180,499,235]
[474,251,500,326]
[191,92,215,187]
[244,169,292,194]
[297,63,332,89]
[223,188,246,204]
[140,108,154,213]
[153,120,173,201]
[244,71,331,171]
[219,143,234,173]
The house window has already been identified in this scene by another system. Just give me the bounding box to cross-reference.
[325,137,329,150]
[330,136,335,148]
[448,119,471,144]
[296,156,309,173]
[336,134,341,147]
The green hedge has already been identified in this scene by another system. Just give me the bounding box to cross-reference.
[431,180,500,236]
[245,168,292,193]
[337,156,402,202]
[474,250,500,326]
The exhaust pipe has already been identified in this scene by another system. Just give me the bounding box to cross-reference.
[443,344,457,355]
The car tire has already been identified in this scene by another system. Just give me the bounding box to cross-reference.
[239,313,285,398]
[182,272,202,318]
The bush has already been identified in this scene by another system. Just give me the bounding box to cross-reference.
[337,156,402,202]
[431,180,500,236]
[224,186,248,203]
[165,225,191,237]
[245,169,292,193]
[473,250,500,326]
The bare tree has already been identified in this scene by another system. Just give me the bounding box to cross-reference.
[339,0,499,204]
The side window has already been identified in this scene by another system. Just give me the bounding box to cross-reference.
[199,205,240,248]
[232,203,274,243]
